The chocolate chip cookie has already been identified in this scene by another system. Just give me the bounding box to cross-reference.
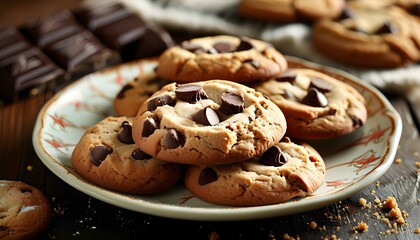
[251,68,367,140]
[184,137,326,207]
[71,116,183,194]
[313,5,420,68]
[113,71,172,117]
[132,80,287,165]
[238,0,345,23]
[0,180,51,240]
[155,35,288,83]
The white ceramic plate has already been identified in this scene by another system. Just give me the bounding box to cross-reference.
[33,57,402,221]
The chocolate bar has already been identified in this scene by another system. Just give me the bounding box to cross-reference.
[24,10,121,79]
[0,27,65,103]
[76,4,174,61]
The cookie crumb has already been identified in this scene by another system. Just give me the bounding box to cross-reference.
[355,221,368,232]
[308,221,317,230]
[26,165,34,171]
[383,196,397,209]
[415,228,420,234]
[394,158,402,164]
[209,231,219,240]
[416,161,420,167]
[359,198,371,208]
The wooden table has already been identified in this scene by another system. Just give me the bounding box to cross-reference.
[1,1,420,239]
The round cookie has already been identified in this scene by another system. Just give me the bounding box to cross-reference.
[0,180,51,240]
[184,137,326,207]
[238,0,345,23]
[132,80,287,165]
[155,35,288,83]
[251,68,367,140]
[313,5,420,68]
[113,71,172,117]
[71,116,183,194]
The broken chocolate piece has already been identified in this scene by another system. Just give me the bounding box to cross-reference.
[193,107,220,126]
[118,121,134,144]
[301,88,328,107]
[135,23,175,58]
[175,84,208,103]
[147,95,175,111]
[162,129,183,149]
[142,118,158,137]
[219,91,244,115]
[90,145,113,166]
[131,148,152,160]
[198,167,218,185]
[310,77,332,93]
[259,145,288,166]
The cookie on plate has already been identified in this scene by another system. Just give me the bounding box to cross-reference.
[0,180,51,240]
[71,116,183,194]
[251,68,367,140]
[155,35,287,83]
[132,80,287,165]
[238,0,345,23]
[184,137,326,207]
[113,71,172,117]
[313,6,420,68]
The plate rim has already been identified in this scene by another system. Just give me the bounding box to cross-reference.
[32,56,402,221]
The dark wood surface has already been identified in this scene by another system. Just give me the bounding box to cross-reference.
[1,1,420,240]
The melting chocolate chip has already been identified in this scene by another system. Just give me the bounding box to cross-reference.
[175,84,208,103]
[275,72,297,84]
[310,77,332,93]
[301,88,328,107]
[118,121,134,144]
[282,89,297,101]
[235,37,254,51]
[350,115,363,127]
[162,129,183,149]
[409,4,420,16]
[193,107,220,126]
[142,117,158,137]
[213,41,233,53]
[244,59,260,68]
[375,21,397,35]
[147,95,175,111]
[260,145,288,166]
[181,42,206,54]
[198,167,218,185]
[116,84,133,99]
[219,91,244,115]
[131,148,152,160]
[90,145,112,166]
[337,7,356,20]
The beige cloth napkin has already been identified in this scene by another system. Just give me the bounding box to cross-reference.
[85,0,420,93]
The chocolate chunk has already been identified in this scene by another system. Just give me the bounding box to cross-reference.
[162,129,183,149]
[0,27,32,63]
[118,121,134,144]
[275,71,297,84]
[301,88,328,107]
[147,95,175,111]
[259,145,288,166]
[135,23,175,58]
[337,7,356,20]
[198,167,218,185]
[142,118,158,137]
[409,4,420,16]
[90,145,112,166]
[175,84,208,103]
[282,89,297,101]
[310,77,332,93]
[131,148,152,160]
[181,42,206,54]
[116,84,134,99]
[375,21,397,35]
[193,107,220,126]
[350,114,363,127]
[244,59,260,68]
[75,3,132,31]
[213,41,233,53]
[235,36,254,51]
[219,92,244,115]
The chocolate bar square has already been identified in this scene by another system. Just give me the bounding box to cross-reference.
[76,3,132,31]
[0,27,32,65]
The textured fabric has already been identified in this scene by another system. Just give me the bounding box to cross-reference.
[84,0,420,93]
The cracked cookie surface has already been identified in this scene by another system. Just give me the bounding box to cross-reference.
[132,80,287,165]
[0,180,51,240]
[184,137,326,207]
[71,116,183,194]
[313,5,420,68]
[155,35,287,83]
[251,68,367,140]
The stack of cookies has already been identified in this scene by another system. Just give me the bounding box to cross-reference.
[71,35,368,207]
